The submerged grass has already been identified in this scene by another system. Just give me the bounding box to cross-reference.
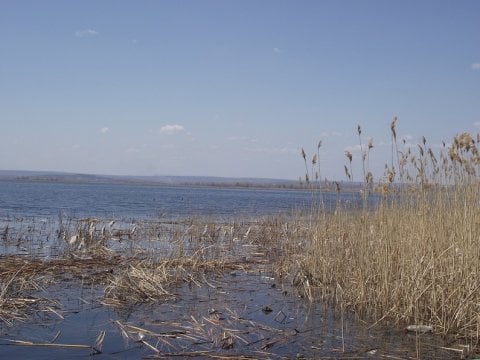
[113,306,295,359]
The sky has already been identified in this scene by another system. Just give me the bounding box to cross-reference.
[1,1,479,181]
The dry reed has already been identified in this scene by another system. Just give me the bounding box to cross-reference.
[0,257,56,324]
[103,256,238,305]
[291,122,480,344]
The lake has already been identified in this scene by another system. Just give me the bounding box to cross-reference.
[0,180,360,220]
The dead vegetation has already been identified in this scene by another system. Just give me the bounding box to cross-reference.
[293,121,480,345]
[0,215,305,356]
[112,307,301,359]
[103,257,245,306]
[0,217,270,324]
[0,258,57,325]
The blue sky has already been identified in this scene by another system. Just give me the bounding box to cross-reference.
[1,1,479,180]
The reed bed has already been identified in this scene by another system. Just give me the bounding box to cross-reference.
[292,123,480,343]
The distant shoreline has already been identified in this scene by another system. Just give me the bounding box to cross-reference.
[0,170,299,190]
[0,170,365,192]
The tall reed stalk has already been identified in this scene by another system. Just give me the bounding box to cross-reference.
[295,121,480,343]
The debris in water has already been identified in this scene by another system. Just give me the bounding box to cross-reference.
[406,325,433,333]
[262,305,273,314]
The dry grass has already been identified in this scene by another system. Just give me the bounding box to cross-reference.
[291,124,480,343]
[100,218,264,305]
[103,256,243,305]
[0,257,58,324]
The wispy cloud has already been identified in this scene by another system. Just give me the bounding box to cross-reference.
[100,127,109,134]
[471,63,480,70]
[159,124,185,135]
[273,47,282,54]
[473,121,480,129]
[75,29,98,38]
[243,146,297,155]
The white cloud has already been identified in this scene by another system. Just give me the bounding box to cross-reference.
[159,124,185,135]
[242,146,297,155]
[75,29,98,38]
[273,47,282,54]
[471,63,480,70]
[344,144,362,153]
[474,121,480,129]
[100,127,109,134]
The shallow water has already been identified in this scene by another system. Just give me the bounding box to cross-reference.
[0,181,470,359]
[0,267,463,359]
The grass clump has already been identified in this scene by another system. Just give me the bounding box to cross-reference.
[102,222,254,306]
[0,257,58,324]
[103,256,232,305]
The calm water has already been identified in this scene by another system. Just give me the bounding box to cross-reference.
[0,180,364,220]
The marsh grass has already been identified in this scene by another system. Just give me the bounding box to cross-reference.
[0,257,63,324]
[103,256,243,305]
[101,218,274,306]
[291,123,480,343]
[0,217,264,322]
